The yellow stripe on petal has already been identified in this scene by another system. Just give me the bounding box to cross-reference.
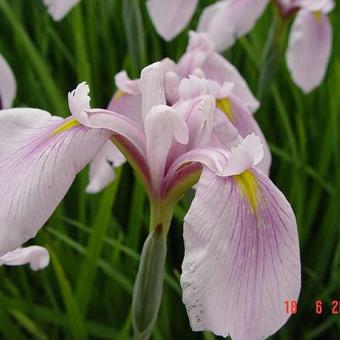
[51,118,80,136]
[313,11,322,23]
[235,170,259,213]
[216,98,234,122]
[113,90,125,101]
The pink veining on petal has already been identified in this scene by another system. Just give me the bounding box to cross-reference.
[181,168,301,338]
[0,108,110,256]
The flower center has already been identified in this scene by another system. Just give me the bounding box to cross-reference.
[234,170,259,213]
[216,98,234,122]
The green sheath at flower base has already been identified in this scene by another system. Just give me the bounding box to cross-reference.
[132,227,167,340]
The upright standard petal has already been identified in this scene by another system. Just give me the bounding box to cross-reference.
[140,62,166,122]
[198,0,269,51]
[286,10,332,93]
[43,0,81,21]
[181,166,301,338]
[0,246,49,271]
[86,141,125,194]
[0,108,110,255]
[146,0,198,41]
[145,105,188,192]
[0,54,16,109]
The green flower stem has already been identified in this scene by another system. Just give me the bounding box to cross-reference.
[131,201,174,340]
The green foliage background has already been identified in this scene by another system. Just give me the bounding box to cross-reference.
[0,0,339,339]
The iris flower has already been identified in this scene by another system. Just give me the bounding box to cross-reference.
[0,53,16,110]
[0,59,300,338]
[198,0,334,92]
[147,0,269,50]
[42,0,334,94]
[102,32,271,195]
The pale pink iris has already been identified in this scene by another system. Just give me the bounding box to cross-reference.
[0,57,300,338]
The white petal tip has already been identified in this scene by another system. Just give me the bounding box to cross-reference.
[222,134,264,176]
[0,246,50,271]
[68,82,91,123]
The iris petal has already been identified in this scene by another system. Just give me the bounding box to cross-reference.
[181,168,301,338]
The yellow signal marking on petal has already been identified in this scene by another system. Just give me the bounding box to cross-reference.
[313,11,322,23]
[216,98,234,123]
[113,90,125,101]
[51,118,80,136]
[235,170,259,213]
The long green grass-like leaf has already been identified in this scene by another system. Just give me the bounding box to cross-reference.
[62,218,182,295]
[0,308,26,340]
[0,294,118,339]
[127,179,147,251]
[50,249,87,340]
[75,167,123,315]
[0,0,66,113]
[9,310,47,340]
[46,226,133,294]
[122,0,147,74]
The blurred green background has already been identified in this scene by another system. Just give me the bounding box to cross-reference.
[0,0,339,339]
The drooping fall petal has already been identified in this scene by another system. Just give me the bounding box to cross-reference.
[146,0,198,41]
[43,0,81,21]
[0,108,110,256]
[286,9,332,93]
[181,139,301,338]
[86,141,125,194]
[0,54,16,109]
[0,246,49,271]
[198,0,269,51]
